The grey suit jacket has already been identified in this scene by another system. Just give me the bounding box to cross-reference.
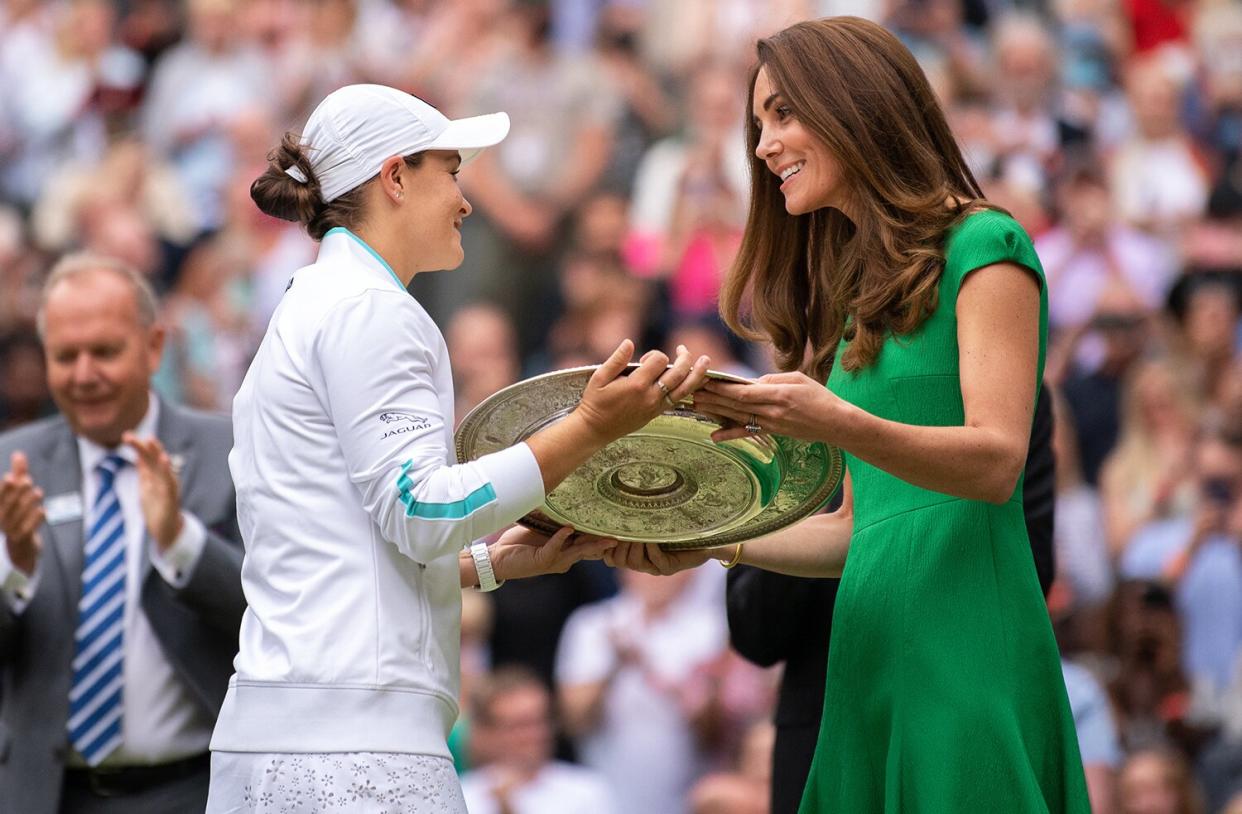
[0,402,245,814]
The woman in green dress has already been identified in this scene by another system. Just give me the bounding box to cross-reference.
[608,17,1091,813]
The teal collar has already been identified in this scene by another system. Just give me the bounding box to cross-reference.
[323,227,406,291]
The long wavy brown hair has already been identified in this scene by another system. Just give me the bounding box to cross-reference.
[719,17,990,379]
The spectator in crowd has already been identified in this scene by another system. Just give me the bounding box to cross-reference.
[556,568,729,814]
[1198,718,1242,814]
[141,0,267,232]
[572,191,632,257]
[626,59,748,295]
[253,0,426,129]
[1099,357,1199,558]
[1120,428,1242,704]
[153,237,252,411]
[0,0,45,34]
[438,0,621,354]
[1107,581,1198,754]
[449,587,494,773]
[30,136,197,258]
[461,666,615,814]
[0,0,144,209]
[639,1,814,78]
[1111,55,1211,237]
[543,253,653,372]
[594,6,679,194]
[688,720,774,814]
[1053,0,1131,145]
[1167,274,1242,406]
[1062,657,1124,814]
[987,14,1062,196]
[445,303,523,422]
[1056,282,1153,483]
[485,552,617,710]
[212,110,318,333]
[77,200,164,286]
[395,0,512,111]
[1123,0,1196,57]
[1051,387,1113,615]
[0,329,52,430]
[1214,359,1242,441]
[0,253,244,813]
[0,205,43,332]
[543,251,642,360]
[1196,4,1242,144]
[1038,161,1176,334]
[1182,164,1242,273]
[1117,747,1206,814]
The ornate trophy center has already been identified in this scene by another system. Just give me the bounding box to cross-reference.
[598,458,698,510]
[611,463,684,496]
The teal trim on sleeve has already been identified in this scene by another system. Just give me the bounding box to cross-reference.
[325,227,406,291]
[395,460,498,519]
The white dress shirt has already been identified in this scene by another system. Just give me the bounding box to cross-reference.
[0,395,215,766]
[555,591,728,814]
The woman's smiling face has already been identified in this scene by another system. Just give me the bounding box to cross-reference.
[751,65,849,217]
[403,150,472,272]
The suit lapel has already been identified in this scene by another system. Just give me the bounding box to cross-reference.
[40,424,85,618]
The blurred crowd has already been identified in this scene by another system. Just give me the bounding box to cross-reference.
[3,0,1242,811]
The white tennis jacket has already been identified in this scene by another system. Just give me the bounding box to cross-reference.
[211,227,544,756]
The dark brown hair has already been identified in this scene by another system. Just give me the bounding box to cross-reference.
[250,133,423,241]
[719,17,990,379]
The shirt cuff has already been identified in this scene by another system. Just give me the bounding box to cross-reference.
[150,511,207,588]
[0,534,40,612]
[474,441,546,525]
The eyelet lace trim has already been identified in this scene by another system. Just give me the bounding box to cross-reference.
[216,752,466,813]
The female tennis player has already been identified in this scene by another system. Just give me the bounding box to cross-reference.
[205,84,709,813]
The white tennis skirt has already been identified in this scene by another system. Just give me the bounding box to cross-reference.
[205,751,468,813]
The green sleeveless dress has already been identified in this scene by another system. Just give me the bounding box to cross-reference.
[798,210,1090,813]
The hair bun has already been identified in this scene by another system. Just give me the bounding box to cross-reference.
[251,133,322,225]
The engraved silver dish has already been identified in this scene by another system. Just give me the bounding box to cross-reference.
[454,365,844,550]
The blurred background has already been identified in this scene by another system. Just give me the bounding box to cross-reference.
[2,0,1242,811]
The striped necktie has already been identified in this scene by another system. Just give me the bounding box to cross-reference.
[68,453,128,766]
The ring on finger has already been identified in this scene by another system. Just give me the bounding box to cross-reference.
[654,379,677,408]
[745,414,763,434]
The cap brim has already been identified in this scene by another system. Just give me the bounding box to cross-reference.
[426,112,510,165]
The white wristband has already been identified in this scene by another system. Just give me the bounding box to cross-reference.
[470,541,503,592]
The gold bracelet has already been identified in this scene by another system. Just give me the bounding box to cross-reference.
[720,543,744,569]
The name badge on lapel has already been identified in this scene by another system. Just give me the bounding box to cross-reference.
[44,492,84,525]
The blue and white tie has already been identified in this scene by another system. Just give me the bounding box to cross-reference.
[67,454,128,766]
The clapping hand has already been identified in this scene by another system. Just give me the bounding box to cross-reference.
[0,452,44,575]
[122,433,184,552]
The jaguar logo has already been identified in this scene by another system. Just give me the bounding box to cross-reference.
[379,411,432,439]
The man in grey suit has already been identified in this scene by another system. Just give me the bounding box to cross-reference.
[0,253,244,813]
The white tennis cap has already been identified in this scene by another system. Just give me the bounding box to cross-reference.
[286,84,510,203]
